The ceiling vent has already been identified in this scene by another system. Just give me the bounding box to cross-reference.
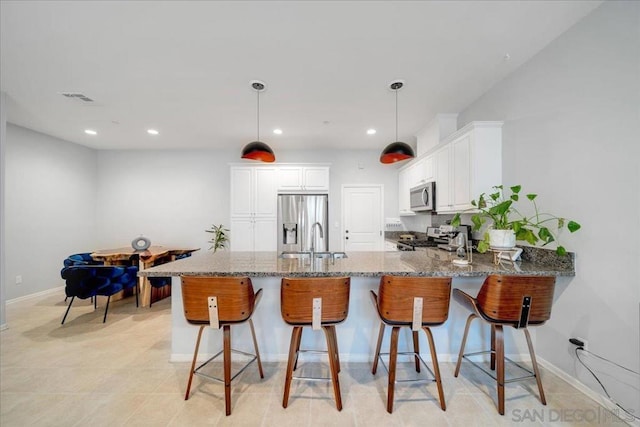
[60,92,94,103]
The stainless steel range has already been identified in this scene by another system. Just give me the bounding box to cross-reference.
[396,239,439,251]
[395,225,471,251]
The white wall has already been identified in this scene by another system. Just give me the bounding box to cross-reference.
[458,0,639,413]
[95,149,235,250]
[0,92,7,328]
[4,124,98,300]
[95,149,398,253]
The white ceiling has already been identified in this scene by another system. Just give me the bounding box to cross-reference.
[0,1,601,152]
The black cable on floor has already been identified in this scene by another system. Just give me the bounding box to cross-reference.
[575,346,639,421]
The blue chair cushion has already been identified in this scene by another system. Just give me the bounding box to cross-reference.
[63,253,104,267]
[62,266,138,299]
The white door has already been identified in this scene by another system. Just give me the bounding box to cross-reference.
[342,185,383,251]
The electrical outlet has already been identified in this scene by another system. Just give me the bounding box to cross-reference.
[15,275,22,285]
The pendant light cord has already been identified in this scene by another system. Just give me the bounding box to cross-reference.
[256,89,260,141]
[395,88,398,142]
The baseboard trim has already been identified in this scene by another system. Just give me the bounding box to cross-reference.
[6,286,64,305]
[538,357,638,427]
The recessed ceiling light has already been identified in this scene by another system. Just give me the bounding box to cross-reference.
[367,129,377,135]
[147,129,159,135]
[273,129,283,135]
[84,129,97,135]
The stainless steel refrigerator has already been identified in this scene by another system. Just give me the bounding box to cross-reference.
[277,194,328,253]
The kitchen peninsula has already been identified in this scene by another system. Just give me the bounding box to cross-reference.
[140,249,574,362]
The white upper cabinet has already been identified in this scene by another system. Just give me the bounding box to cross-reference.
[398,154,435,215]
[230,166,278,217]
[434,122,502,213]
[398,166,415,216]
[278,165,329,192]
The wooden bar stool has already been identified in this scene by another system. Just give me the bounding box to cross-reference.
[281,276,350,411]
[453,275,555,415]
[370,275,452,413]
[182,276,264,416]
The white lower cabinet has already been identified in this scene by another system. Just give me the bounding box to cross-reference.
[230,217,277,251]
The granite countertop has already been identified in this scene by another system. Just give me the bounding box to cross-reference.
[139,247,575,278]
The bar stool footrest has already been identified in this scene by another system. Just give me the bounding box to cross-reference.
[378,351,437,384]
[194,348,258,383]
[461,350,537,384]
[292,348,335,382]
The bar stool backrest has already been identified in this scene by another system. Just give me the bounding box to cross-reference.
[281,277,350,325]
[476,275,555,326]
[378,276,452,325]
[181,276,255,324]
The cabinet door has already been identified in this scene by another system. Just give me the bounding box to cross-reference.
[452,134,472,210]
[254,167,278,216]
[278,167,303,191]
[409,159,424,188]
[422,155,435,182]
[230,218,254,251]
[302,167,329,191]
[398,167,413,215]
[253,218,277,251]
[435,146,451,212]
[230,167,253,216]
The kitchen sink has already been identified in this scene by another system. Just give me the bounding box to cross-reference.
[279,251,348,259]
[279,251,311,259]
[312,252,348,259]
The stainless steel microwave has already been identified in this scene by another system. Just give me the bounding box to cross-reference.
[410,182,435,212]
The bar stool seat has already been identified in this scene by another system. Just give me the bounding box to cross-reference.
[182,276,264,416]
[281,276,350,411]
[453,275,556,415]
[370,275,452,413]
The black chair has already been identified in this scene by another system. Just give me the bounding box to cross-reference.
[61,265,139,324]
[62,253,104,302]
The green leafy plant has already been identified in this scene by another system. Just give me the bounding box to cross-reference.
[452,185,581,255]
[205,224,229,252]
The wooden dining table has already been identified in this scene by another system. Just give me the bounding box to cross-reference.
[91,245,199,307]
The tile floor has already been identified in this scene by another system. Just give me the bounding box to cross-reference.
[0,291,627,426]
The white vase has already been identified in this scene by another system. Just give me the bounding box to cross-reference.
[488,229,516,249]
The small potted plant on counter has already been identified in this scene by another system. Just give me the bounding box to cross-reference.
[452,185,581,255]
[206,223,229,252]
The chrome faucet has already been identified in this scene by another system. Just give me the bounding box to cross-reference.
[310,222,324,258]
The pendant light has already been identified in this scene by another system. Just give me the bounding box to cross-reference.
[380,80,415,164]
[241,80,275,162]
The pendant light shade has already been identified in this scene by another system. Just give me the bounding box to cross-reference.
[241,141,275,162]
[380,81,415,164]
[241,81,275,163]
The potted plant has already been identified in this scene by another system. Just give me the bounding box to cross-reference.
[205,223,229,252]
[452,185,581,255]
